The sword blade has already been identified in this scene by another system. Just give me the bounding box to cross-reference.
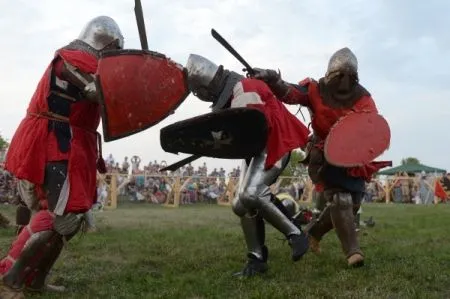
[159,155,201,172]
[211,28,254,76]
[134,0,149,50]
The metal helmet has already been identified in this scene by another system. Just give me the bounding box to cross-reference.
[78,16,124,51]
[277,193,299,218]
[186,54,243,112]
[326,47,358,78]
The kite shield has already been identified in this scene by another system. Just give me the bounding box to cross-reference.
[96,49,190,141]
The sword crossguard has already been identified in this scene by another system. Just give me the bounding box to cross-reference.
[243,68,254,78]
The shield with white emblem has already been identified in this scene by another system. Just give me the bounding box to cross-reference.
[96,49,190,142]
[160,108,268,159]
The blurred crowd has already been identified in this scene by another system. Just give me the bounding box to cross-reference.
[1,154,447,206]
[102,154,242,205]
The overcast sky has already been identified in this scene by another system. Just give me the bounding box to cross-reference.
[0,0,448,173]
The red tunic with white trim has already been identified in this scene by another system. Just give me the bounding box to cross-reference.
[230,78,310,169]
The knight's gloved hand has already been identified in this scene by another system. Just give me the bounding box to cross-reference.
[83,81,99,102]
[253,68,281,84]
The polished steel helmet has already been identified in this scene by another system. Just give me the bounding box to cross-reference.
[278,193,299,218]
[326,47,358,78]
[78,16,124,51]
[186,54,243,111]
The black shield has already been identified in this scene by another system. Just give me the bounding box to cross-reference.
[160,108,268,159]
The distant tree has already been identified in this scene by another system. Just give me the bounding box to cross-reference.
[0,134,9,163]
[401,157,420,165]
[0,134,8,152]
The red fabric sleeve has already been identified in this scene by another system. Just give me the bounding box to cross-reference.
[347,161,393,182]
[53,58,64,77]
[58,49,98,73]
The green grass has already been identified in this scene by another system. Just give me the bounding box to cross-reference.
[0,203,450,299]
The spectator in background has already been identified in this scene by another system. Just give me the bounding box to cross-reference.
[122,156,130,174]
[131,156,141,174]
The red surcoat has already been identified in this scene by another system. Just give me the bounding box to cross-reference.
[231,78,310,169]
[5,49,100,213]
[282,79,390,180]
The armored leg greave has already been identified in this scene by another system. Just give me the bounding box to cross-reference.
[237,152,301,238]
[329,192,363,260]
[240,214,266,261]
[1,161,83,291]
[2,230,57,290]
[233,151,308,265]
[26,229,78,291]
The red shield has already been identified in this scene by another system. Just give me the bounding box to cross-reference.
[324,112,391,167]
[96,50,190,141]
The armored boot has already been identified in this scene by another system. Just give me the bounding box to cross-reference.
[329,193,364,267]
[234,214,268,277]
[25,215,83,293]
[304,205,333,254]
[25,236,65,293]
[258,200,309,261]
[1,231,57,298]
[236,247,269,278]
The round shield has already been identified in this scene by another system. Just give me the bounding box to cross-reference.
[324,112,391,167]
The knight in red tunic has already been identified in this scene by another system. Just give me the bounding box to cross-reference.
[183,54,310,277]
[0,16,124,298]
[254,48,391,267]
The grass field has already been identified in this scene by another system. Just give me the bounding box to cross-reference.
[0,202,449,299]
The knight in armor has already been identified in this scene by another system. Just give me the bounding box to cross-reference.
[0,16,124,298]
[253,47,391,267]
[184,54,310,277]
